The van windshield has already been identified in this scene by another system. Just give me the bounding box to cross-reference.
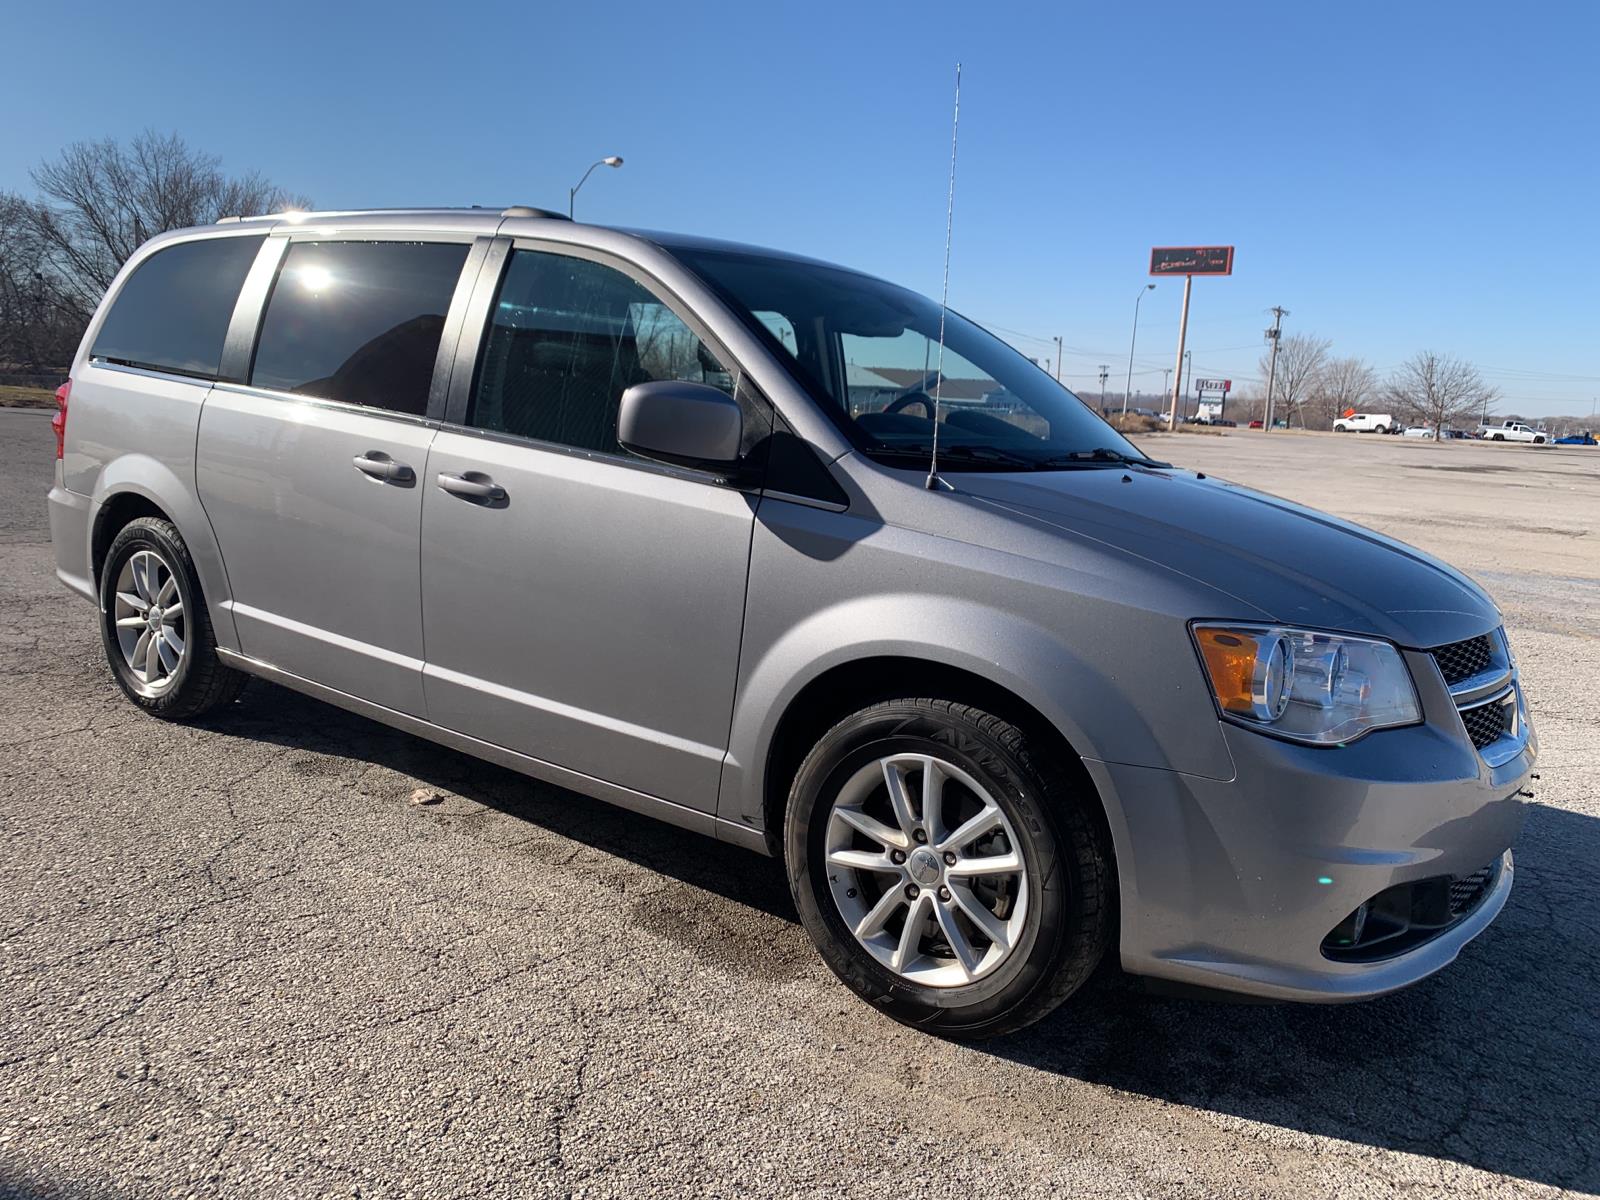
[669,246,1152,471]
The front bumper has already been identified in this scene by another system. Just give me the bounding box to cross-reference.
[1086,692,1535,1002]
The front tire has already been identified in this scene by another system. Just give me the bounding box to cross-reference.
[784,699,1111,1039]
[99,517,245,720]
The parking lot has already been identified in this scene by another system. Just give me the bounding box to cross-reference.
[1,408,1596,1198]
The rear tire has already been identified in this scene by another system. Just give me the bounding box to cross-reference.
[99,517,245,721]
[1373,424,1388,435]
[784,698,1111,1040]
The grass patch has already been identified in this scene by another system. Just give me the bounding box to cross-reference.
[0,386,58,409]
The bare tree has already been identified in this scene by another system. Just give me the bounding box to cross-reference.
[26,131,307,322]
[1384,351,1498,437]
[1258,334,1331,427]
[1308,355,1378,429]
[0,192,81,369]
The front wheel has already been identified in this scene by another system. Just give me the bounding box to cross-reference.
[1333,424,1348,433]
[99,517,245,720]
[784,699,1111,1039]
[1533,436,1546,444]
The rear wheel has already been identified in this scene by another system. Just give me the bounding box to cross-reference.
[785,698,1111,1039]
[99,517,245,720]
[1373,424,1388,435]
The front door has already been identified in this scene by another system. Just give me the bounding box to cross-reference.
[197,235,477,715]
[419,246,765,809]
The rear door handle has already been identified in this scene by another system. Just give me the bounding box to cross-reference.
[437,472,507,504]
[353,452,414,484]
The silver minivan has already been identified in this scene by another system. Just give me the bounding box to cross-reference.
[47,207,1536,1037]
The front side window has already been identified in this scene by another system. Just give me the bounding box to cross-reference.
[672,247,1151,472]
[470,250,737,455]
[91,235,264,379]
[250,240,469,415]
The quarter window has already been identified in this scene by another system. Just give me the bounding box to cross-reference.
[470,250,736,454]
[91,235,264,379]
[250,240,469,415]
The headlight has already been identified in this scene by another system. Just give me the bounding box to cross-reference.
[1191,624,1421,745]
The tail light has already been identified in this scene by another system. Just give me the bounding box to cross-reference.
[52,380,70,460]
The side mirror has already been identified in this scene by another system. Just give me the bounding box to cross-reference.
[618,380,744,473]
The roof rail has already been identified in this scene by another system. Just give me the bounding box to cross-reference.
[502,205,570,220]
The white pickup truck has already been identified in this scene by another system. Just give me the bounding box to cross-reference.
[1332,412,1394,433]
[1479,420,1549,443]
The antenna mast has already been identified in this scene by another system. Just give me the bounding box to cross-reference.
[926,63,961,490]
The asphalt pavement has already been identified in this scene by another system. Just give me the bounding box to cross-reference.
[2,409,1597,1198]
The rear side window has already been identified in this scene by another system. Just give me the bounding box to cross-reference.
[470,250,735,454]
[250,240,469,415]
[91,236,264,379]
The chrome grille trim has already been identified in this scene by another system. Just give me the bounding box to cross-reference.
[1430,629,1528,765]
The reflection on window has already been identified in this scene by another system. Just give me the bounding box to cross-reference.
[250,241,469,415]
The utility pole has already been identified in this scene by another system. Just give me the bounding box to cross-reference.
[1262,306,1287,431]
[1098,365,1109,408]
[1053,336,1063,382]
[1162,368,1171,405]
[1182,350,1192,420]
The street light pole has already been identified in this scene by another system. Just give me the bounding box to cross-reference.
[1121,284,1155,415]
[1098,365,1109,409]
[1053,336,1063,382]
[569,155,624,218]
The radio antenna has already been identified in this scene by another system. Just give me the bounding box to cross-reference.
[926,62,961,491]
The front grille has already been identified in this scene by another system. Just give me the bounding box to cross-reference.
[1432,634,1495,685]
[1461,698,1509,748]
[1449,865,1496,917]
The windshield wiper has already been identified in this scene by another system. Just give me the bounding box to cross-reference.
[1040,447,1172,469]
[869,444,1039,469]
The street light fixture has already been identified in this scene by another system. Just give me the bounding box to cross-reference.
[569,155,624,218]
[1121,284,1156,415]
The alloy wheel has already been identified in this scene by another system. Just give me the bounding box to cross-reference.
[112,549,186,694]
[823,753,1029,987]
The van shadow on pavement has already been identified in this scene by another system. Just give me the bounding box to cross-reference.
[216,682,1596,1194]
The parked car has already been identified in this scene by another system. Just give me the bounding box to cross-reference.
[1248,419,1263,429]
[1442,429,1473,440]
[1479,420,1548,443]
[1554,432,1597,446]
[1402,426,1436,439]
[47,207,1536,1038]
[1332,412,1394,434]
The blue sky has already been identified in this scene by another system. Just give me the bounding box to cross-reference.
[4,0,1596,415]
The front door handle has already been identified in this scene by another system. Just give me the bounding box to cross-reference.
[353,452,414,484]
[437,471,507,504]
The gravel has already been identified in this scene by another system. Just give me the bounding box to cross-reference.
[2,410,1596,1198]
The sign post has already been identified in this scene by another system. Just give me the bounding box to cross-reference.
[1150,246,1234,431]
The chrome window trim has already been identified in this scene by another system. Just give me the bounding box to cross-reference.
[207,380,441,430]
[430,416,761,494]
[84,359,217,388]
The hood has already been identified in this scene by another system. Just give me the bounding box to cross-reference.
[952,465,1500,648]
